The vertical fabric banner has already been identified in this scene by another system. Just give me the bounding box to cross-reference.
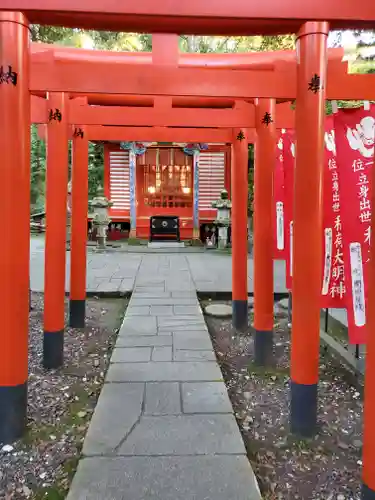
[193,151,199,237]
[274,132,286,259]
[283,130,295,290]
[334,106,375,344]
[321,116,347,309]
[129,151,136,232]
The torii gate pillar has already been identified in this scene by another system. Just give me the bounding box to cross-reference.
[69,118,88,328]
[232,129,249,330]
[290,22,329,437]
[0,11,30,443]
[253,98,276,365]
[43,92,69,368]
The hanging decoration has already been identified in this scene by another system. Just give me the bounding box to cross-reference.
[320,116,346,310]
[334,105,375,344]
[120,141,154,156]
[175,143,209,156]
[273,131,286,260]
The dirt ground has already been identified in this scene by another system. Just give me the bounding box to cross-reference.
[204,301,363,500]
[0,293,126,500]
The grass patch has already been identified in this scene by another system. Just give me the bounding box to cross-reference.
[22,384,99,448]
[127,237,143,246]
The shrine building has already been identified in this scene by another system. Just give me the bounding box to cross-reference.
[104,141,232,241]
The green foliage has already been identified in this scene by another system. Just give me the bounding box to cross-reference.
[30,25,74,43]
[30,128,104,212]
[179,34,295,54]
[29,27,150,207]
[30,125,46,213]
[88,143,104,199]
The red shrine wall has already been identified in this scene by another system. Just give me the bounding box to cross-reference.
[103,143,231,240]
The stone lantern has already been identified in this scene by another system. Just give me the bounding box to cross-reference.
[90,186,113,250]
[212,189,232,249]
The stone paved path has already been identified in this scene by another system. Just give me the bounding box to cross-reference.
[30,236,287,294]
[67,255,261,500]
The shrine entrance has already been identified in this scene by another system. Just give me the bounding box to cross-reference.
[136,146,194,239]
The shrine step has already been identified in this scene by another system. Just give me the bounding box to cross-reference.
[148,241,185,249]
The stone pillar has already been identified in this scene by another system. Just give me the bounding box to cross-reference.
[290,21,329,437]
[0,11,30,443]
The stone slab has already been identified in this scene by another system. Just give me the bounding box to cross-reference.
[152,346,173,362]
[134,286,166,293]
[117,414,245,455]
[174,305,202,315]
[126,306,151,316]
[205,303,232,318]
[136,280,166,287]
[157,317,206,332]
[119,316,158,336]
[130,298,198,306]
[116,335,172,348]
[111,347,152,363]
[96,281,121,292]
[148,241,185,248]
[82,383,144,456]
[106,362,223,383]
[67,456,261,500]
[150,305,174,316]
[144,382,181,415]
[182,382,233,414]
[174,350,216,362]
[173,333,213,351]
[131,292,172,299]
[119,278,136,292]
[171,291,197,298]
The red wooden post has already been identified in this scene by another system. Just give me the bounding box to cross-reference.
[69,119,88,328]
[232,128,249,330]
[0,11,30,442]
[43,92,69,368]
[253,98,276,365]
[290,22,329,436]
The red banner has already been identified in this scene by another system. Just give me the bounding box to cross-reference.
[283,130,295,291]
[321,116,347,309]
[334,106,375,344]
[274,131,286,259]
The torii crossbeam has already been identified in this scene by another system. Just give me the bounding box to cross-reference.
[0,0,374,32]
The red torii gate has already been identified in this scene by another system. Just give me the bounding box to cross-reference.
[29,44,358,356]
[1,5,375,498]
[32,93,297,338]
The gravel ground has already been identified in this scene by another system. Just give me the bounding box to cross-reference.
[0,293,126,500]
[204,301,363,500]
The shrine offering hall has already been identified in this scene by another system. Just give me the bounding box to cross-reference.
[104,142,231,241]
